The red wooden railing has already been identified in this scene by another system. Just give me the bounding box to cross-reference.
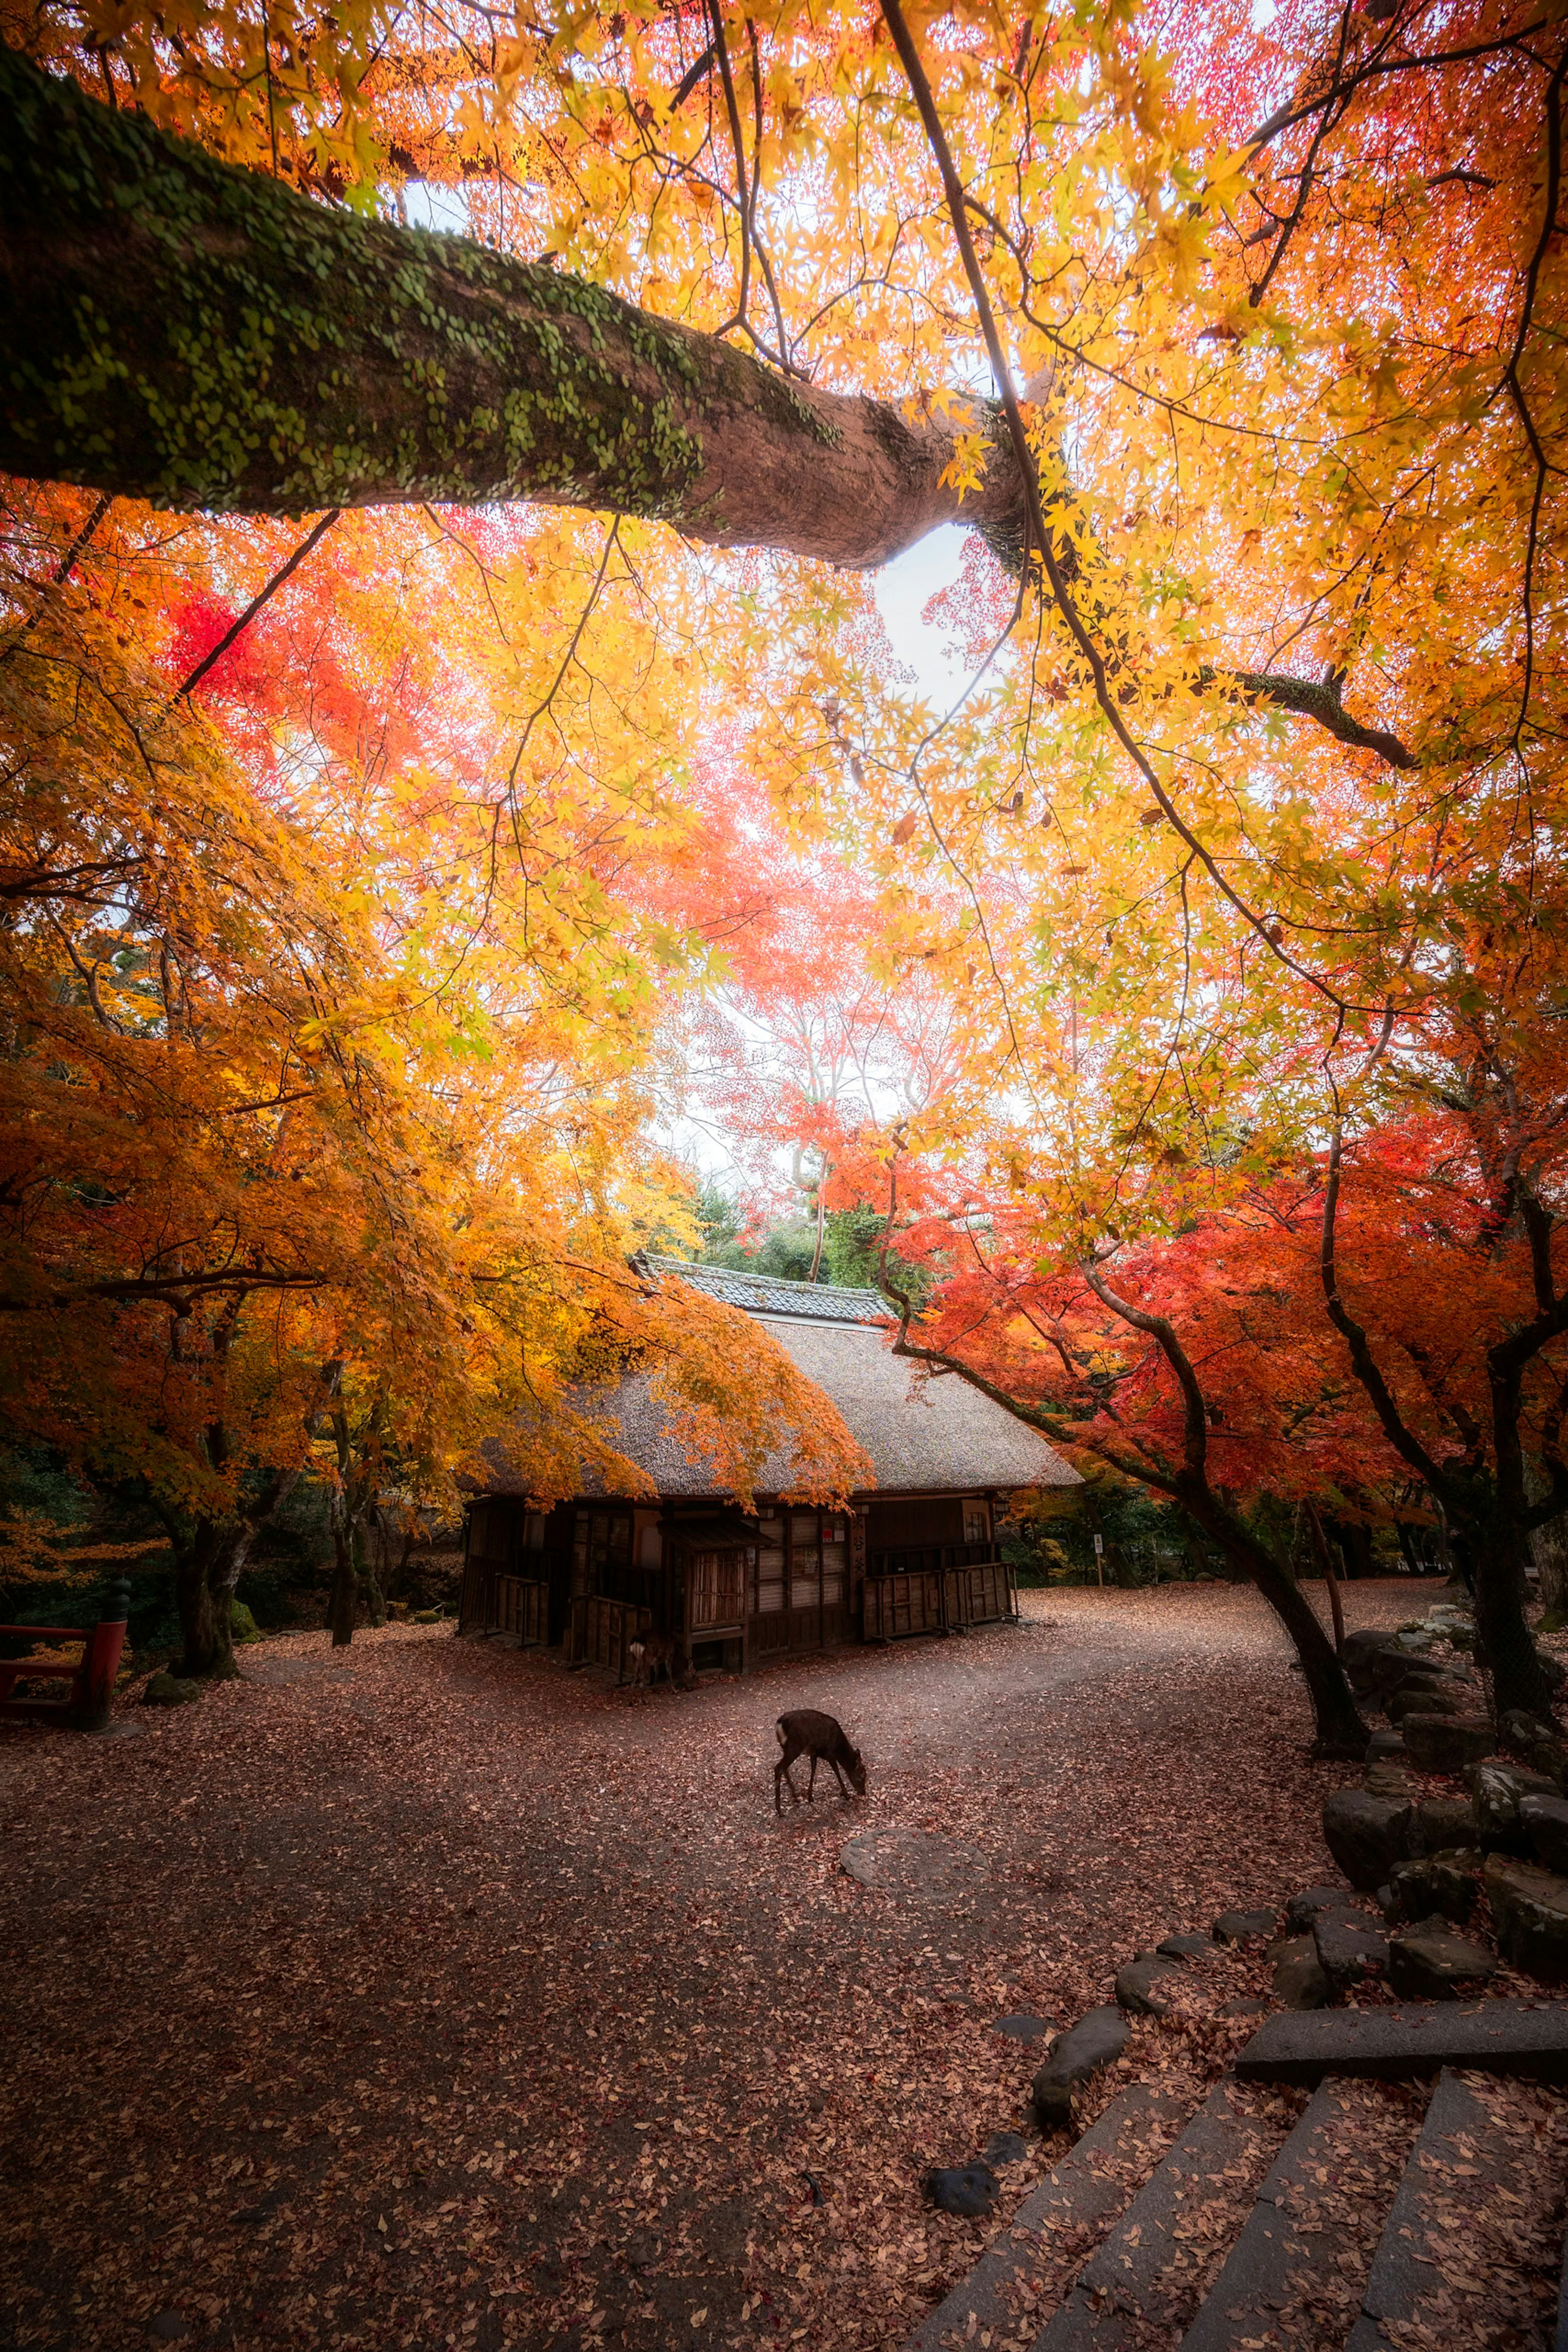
[0,1578,131,1732]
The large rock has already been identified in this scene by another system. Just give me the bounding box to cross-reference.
[141,1670,200,1707]
[1484,1855,1568,1984]
[1385,1682,1471,1724]
[1500,1713,1568,1788]
[1115,1957,1177,2016]
[1031,2006,1128,2129]
[1322,1789,1412,1891]
[1212,1907,1277,1945]
[1312,1903,1390,1994]
[1520,1793,1568,1876]
[1366,1728,1407,1760]
[1387,1917,1498,2001]
[1388,1848,1482,1926]
[1370,1641,1446,1697]
[1410,1795,1478,1855]
[1156,1933,1216,1959]
[1285,1885,1348,1932]
[1400,1715,1497,1773]
[925,2163,998,2218]
[1467,1759,1559,1853]
[1341,1629,1400,1692]
[1271,1936,1330,2010]
[229,1599,263,1644]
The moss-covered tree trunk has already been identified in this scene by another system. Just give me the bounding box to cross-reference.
[0,47,1024,568]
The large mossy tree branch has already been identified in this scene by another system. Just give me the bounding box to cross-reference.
[0,46,1025,567]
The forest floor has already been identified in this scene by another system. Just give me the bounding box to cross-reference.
[1,1578,1432,2352]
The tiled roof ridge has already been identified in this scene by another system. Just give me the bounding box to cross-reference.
[638,1251,895,1326]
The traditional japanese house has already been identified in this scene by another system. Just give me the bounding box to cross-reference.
[458,1258,1079,1675]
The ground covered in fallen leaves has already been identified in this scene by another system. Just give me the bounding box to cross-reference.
[0,1578,1450,2351]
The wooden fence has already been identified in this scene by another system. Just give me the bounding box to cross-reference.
[0,1579,130,1731]
[491,1575,548,1647]
[862,1551,1016,1643]
[566,1594,652,1682]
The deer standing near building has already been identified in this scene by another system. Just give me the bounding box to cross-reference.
[774,1710,867,1812]
[628,1634,694,1692]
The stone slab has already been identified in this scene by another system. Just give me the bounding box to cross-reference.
[1386,1918,1497,2000]
[1234,1998,1568,2085]
[902,2085,1185,2351]
[1283,1884,1347,1931]
[1345,2071,1520,2350]
[1176,2080,1383,2352]
[1312,1903,1390,1993]
[840,1827,986,1895]
[1034,2082,1282,2349]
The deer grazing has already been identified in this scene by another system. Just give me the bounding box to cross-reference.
[774,1709,867,1813]
[627,1633,694,1692]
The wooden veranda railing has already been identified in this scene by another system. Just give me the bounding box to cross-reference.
[491,1574,548,1646]
[0,1578,131,1731]
[458,1554,561,1641]
[566,1594,652,1683]
[862,1548,1016,1643]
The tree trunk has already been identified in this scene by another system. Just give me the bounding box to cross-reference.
[1181,1487,1368,1754]
[328,1505,358,1649]
[0,47,1024,566]
[1305,1503,1346,1653]
[1472,1523,1558,1718]
[173,1531,225,1680]
[355,1517,388,1628]
[1532,1515,1568,1623]
[174,1520,249,1679]
[890,1330,1370,1752]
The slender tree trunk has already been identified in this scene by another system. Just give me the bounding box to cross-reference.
[1183,1489,1368,1754]
[1305,1503,1347,1653]
[891,1328,1370,1751]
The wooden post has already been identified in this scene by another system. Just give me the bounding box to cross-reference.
[73,1578,130,1732]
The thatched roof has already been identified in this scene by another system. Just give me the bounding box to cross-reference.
[483,1264,1079,1501]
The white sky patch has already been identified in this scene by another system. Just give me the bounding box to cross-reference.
[872,524,970,706]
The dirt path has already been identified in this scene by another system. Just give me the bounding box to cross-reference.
[0,1579,1423,2352]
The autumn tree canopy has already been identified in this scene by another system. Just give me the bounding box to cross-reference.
[2,0,1565,1719]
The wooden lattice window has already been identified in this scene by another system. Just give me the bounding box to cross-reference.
[755,1516,785,1613]
[690,1546,747,1628]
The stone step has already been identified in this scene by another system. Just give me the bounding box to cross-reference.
[1233,1997,1568,2085]
[1345,2069,1551,2350]
[1175,2076,1425,2352]
[1031,2079,1287,2349]
[904,2085,1188,2352]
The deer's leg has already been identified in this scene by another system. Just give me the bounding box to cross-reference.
[775,1754,797,1813]
[829,1758,850,1798]
[807,1755,820,1803]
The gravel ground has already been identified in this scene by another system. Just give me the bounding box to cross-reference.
[0,1576,1453,2350]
